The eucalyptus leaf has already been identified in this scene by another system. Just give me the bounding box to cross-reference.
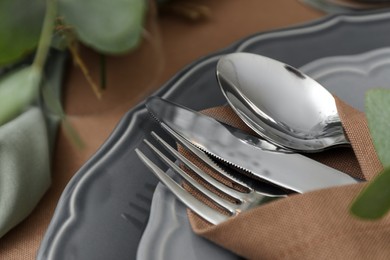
[351,167,390,219]
[0,0,46,65]
[42,83,84,149]
[366,89,390,167]
[351,89,390,220]
[58,0,147,54]
[51,31,69,51]
[0,66,41,126]
[41,80,65,117]
[62,117,85,149]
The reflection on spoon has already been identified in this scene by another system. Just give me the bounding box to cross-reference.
[217,52,349,152]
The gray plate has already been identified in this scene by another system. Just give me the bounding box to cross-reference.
[137,46,390,260]
[301,47,390,111]
[137,177,241,260]
[301,0,390,14]
[38,10,390,260]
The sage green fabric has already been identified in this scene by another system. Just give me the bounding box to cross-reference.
[0,108,51,238]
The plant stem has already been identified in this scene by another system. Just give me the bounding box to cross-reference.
[99,54,106,90]
[32,0,57,71]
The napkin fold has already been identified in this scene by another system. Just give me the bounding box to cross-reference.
[182,96,390,259]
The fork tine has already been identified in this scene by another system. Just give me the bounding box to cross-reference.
[159,122,255,191]
[159,123,288,197]
[150,131,247,202]
[135,148,229,225]
[143,139,238,214]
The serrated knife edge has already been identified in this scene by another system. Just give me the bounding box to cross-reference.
[145,97,360,193]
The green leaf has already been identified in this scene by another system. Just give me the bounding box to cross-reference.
[0,66,41,126]
[351,89,390,220]
[351,167,390,219]
[41,82,84,149]
[58,0,147,54]
[41,79,65,117]
[0,0,46,65]
[365,89,390,167]
[51,31,69,51]
[62,117,85,149]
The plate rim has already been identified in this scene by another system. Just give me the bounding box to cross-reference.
[37,9,390,259]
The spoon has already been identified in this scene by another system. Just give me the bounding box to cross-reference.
[216,52,349,152]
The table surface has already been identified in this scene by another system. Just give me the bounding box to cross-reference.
[0,1,323,258]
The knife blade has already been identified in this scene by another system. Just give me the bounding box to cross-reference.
[145,97,359,193]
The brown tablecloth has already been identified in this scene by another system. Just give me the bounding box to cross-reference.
[0,1,323,258]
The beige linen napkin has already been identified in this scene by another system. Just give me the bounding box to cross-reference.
[180,96,389,259]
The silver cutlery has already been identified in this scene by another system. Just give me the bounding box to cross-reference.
[217,52,350,152]
[154,122,289,197]
[145,97,359,193]
[135,131,285,225]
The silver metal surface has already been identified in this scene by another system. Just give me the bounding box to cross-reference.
[135,133,283,225]
[158,122,288,197]
[217,52,350,152]
[135,148,229,225]
[145,97,359,193]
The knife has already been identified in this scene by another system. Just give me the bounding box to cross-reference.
[145,97,360,193]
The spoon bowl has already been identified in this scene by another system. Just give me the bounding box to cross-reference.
[216,52,349,152]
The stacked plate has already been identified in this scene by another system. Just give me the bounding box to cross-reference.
[38,10,390,260]
[301,0,390,13]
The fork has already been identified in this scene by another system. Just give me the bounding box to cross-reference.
[135,130,287,225]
